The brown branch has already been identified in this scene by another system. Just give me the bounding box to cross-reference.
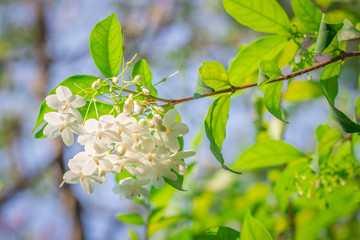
[161,51,360,106]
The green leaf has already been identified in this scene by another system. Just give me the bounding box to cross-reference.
[229,35,289,86]
[314,14,344,54]
[115,169,134,183]
[33,75,99,134]
[131,59,158,96]
[264,81,286,122]
[338,19,360,41]
[320,62,360,133]
[258,60,283,86]
[129,229,141,240]
[205,95,241,174]
[117,213,144,225]
[291,0,322,32]
[284,81,323,101]
[148,216,187,237]
[193,73,215,99]
[355,96,360,120]
[207,226,240,240]
[316,125,343,162]
[223,0,291,34]
[164,170,185,191]
[233,140,304,170]
[79,101,113,121]
[89,13,122,78]
[199,61,231,90]
[240,210,273,240]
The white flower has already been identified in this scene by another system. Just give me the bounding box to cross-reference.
[102,113,143,148]
[69,145,114,176]
[45,86,86,123]
[113,177,150,200]
[77,117,121,150]
[154,109,189,151]
[43,112,86,146]
[62,169,106,194]
[170,150,196,175]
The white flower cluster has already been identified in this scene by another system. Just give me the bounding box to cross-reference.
[43,86,195,199]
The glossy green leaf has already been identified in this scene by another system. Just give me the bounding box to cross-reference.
[80,101,113,121]
[264,81,286,122]
[233,140,304,170]
[208,226,240,240]
[338,19,360,41]
[314,14,344,54]
[258,60,283,86]
[320,62,360,133]
[275,39,299,68]
[164,170,185,191]
[316,125,343,162]
[205,95,241,174]
[131,59,158,96]
[89,13,123,78]
[284,81,323,101]
[117,213,144,225]
[33,75,99,135]
[223,0,291,34]
[291,0,322,32]
[199,61,231,90]
[229,35,289,86]
[193,73,215,99]
[240,210,273,240]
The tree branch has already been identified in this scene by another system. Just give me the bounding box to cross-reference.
[162,51,360,106]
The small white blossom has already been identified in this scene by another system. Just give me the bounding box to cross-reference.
[62,168,106,194]
[154,109,189,151]
[45,86,86,123]
[43,112,86,146]
[113,178,150,200]
[170,150,196,175]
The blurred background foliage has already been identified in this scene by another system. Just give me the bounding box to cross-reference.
[0,0,360,239]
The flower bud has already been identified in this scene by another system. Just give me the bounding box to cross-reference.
[134,75,142,84]
[110,93,116,99]
[141,86,151,95]
[139,119,147,126]
[112,77,119,84]
[134,101,144,115]
[116,145,126,156]
[154,106,165,114]
[123,94,134,113]
[115,105,120,113]
[147,119,155,128]
[153,114,163,126]
[92,79,101,90]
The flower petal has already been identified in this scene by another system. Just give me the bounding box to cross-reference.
[69,95,86,108]
[44,112,62,125]
[43,124,60,138]
[56,86,72,102]
[171,122,189,136]
[163,109,177,127]
[46,95,63,110]
[81,177,94,194]
[61,128,74,146]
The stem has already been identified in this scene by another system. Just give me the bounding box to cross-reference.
[162,51,360,106]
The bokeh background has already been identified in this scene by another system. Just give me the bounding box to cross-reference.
[1,0,359,239]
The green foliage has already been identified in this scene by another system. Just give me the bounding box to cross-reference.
[264,81,286,122]
[205,95,241,174]
[131,59,158,96]
[228,35,289,86]
[89,13,123,78]
[291,0,322,32]
[233,140,304,170]
[338,19,360,41]
[207,226,240,240]
[240,210,273,240]
[257,60,283,86]
[223,0,291,34]
[320,62,360,133]
[117,213,144,225]
[284,81,323,101]
[198,62,232,90]
[314,14,344,54]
